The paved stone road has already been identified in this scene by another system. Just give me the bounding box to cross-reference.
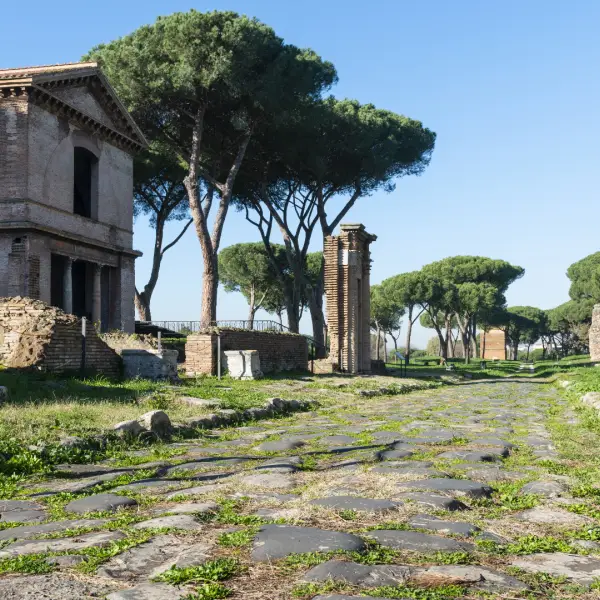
[0,380,599,599]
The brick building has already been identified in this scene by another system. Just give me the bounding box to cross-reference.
[0,62,146,332]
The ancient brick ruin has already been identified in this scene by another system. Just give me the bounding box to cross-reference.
[185,329,308,376]
[324,223,376,373]
[589,304,600,362]
[0,297,120,375]
[481,328,507,360]
[0,63,146,332]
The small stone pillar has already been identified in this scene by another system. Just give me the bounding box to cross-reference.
[590,304,600,362]
[324,223,376,373]
[63,258,73,314]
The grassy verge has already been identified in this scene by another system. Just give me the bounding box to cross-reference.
[0,369,295,446]
[387,356,594,380]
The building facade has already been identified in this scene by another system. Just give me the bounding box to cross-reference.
[0,62,146,331]
[324,223,376,373]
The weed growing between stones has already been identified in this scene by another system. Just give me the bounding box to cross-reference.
[182,583,232,599]
[217,526,259,548]
[368,584,469,599]
[0,554,54,575]
[155,557,241,585]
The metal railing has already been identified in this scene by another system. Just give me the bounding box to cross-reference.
[212,320,290,332]
[146,320,290,334]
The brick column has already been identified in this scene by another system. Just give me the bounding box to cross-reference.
[63,258,73,314]
[92,264,102,326]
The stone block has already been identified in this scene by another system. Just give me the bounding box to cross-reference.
[0,386,8,402]
[114,420,146,437]
[581,392,600,409]
[122,349,178,381]
[222,350,262,380]
[138,410,172,436]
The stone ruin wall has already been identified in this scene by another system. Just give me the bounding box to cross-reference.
[0,297,120,376]
[590,304,600,362]
[185,329,308,376]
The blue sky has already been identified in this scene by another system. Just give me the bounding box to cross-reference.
[3,1,600,347]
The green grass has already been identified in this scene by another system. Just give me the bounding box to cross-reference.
[0,370,298,445]
[0,369,319,479]
[389,355,593,381]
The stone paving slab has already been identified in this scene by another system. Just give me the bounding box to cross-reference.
[0,574,118,599]
[0,518,107,541]
[106,583,191,599]
[367,529,475,552]
[309,496,400,513]
[65,493,137,514]
[0,531,125,557]
[511,553,600,585]
[399,478,493,498]
[252,525,366,561]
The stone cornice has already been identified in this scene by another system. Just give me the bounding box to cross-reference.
[0,220,142,258]
[0,83,145,155]
[0,198,134,236]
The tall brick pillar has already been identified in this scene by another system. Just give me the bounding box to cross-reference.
[324,223,377,373]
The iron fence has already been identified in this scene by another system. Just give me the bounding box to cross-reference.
[146,320,289,334]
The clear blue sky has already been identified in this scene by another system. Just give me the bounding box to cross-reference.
[4,1,600,347]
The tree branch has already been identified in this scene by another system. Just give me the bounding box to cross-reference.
[161,218,194,257]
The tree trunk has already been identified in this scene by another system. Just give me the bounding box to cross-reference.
[183,104,251,330]
[435,328,447,359]
[135,290,152,322]
[308,266,326,357]
[248,285,256,330]
[285,289,300,332]
[444,317,452,359]
[375,326,381,361]
[456,316,470,364]
[405,306,413,363]
[201,255,218,328]
[383,334,388,363]
[526,344,531,360]
[512,342,519,360]
[461,330,470,364]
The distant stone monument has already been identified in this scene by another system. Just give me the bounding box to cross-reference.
[324,224,376,373]
[590,304,600,362]
[481,328,507,360]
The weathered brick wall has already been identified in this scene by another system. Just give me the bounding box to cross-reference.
[0,96,28,199]
[184,334,215,375]
[185,329,308,376]
[0,297,121,376]
[590,305,600,362]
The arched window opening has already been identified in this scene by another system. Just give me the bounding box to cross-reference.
[73,147,97,218]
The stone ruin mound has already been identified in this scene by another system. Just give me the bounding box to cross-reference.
[0,297,120,376]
